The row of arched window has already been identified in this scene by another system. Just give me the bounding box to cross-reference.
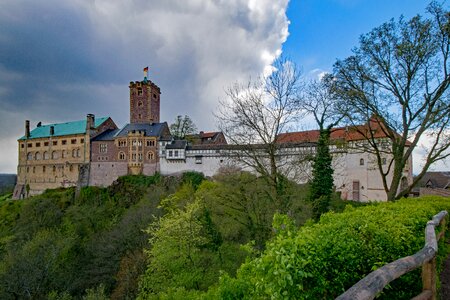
[23,164,77,174]
[118,151,154,161]
[26,149,81,161]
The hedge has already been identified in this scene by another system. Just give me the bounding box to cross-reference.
[201,196,450,300]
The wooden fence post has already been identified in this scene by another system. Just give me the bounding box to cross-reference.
[421,256,436,300]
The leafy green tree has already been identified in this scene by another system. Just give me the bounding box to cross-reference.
[309,129,334,220]
[139,199,222,296]
[334,2,450,200]
[0,229,77,299]
[169,115,197,139]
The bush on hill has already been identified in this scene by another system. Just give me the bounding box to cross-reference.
[199,196,450,300]
[0,173,178,299]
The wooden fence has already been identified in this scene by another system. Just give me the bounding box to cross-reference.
[336,210,448,300]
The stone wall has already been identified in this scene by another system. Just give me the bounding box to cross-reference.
[89,162,128,187]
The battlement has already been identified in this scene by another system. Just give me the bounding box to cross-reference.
[128,80,161,94]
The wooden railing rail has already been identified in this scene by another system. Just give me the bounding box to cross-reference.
[336,210,448,300]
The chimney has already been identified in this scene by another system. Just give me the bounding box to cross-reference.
[25,120,30,138]
[50,126,54,136]
[86,114,95,131]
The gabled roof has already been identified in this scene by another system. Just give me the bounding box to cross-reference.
[166,140,188,149]
[418,172,450,189]
[115,122,169,137]
[92,129,121,141]
[19,117,110,140]
[92,122,169,141]
[186,131,227,145]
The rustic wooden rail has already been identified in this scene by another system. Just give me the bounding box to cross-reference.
[336,210,448,300]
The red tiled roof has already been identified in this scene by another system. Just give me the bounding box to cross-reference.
[277,121,411,145]
[200,131,218,138]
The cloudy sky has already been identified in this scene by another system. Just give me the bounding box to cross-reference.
[0,0,446,173]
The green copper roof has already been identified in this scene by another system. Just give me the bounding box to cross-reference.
[19,117,110,140]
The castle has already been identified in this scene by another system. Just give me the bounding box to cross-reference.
[13,73,413,201]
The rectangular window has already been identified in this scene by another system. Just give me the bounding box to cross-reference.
[99,144,107,153]
[62,140,67,145]
[53,141,58,146]
[352,181,360,201]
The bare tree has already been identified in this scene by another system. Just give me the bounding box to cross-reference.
[216,57,302,211]
[333,2,450,200]
[169,115,197,139]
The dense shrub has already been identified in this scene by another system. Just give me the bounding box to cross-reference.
[203,196,450,300]
[0,173,177,299]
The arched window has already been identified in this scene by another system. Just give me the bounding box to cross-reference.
[52,151,58,159]
[118,152,126,160]
[359,158,364,166]
[147,151,154,160]
[35,152,41,160]
[27,152,33,160]
[43,151,49,160]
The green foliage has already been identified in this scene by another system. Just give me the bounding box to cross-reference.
[181,171,205,190]
[0,174,177,299]
[83,284,109,300]
[139,199,234,297]
[138,172,311,299]
[206,196,450,299]
[308,129,334,220]
[169,115,198,139]
[201,172,311,249]
[0,193,12,203]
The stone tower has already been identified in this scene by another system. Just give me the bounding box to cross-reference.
[129,71,161,124]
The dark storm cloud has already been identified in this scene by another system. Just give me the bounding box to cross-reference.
[0,0,290,172]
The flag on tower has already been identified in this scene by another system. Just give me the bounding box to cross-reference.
[143,66,149,82]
